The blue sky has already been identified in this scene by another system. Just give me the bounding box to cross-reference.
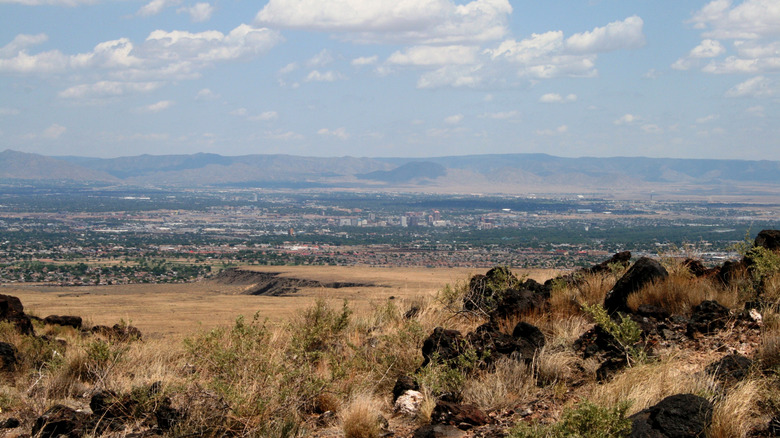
[1,0,779,160]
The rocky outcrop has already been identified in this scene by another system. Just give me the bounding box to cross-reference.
[604,257,668,315]
[431,401,490,430]
[421,327,466,367]
[0,294,34,335]
[629,394,713,438]
[687,300,730,337]
[32,404,90,438]
[214,268,372,296]
[44,315,83,329]
[0,342,18,371]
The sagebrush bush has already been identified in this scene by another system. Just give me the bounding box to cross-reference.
[509,400,632,438]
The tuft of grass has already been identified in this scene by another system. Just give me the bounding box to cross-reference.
[627,269,738,315]
[341,392,386,438]
[709,379,765,438]
[462,357,535,411]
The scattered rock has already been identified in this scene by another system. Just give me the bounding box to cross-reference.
[629,394,713,438]
[635,305,670,321]
[412,424,466,438]
[91,324,143,342]
[394,390,424,417]
[489,288,546,321]
[604,257,668,315]
[512,321,546,351]
[44,315,83,329]
[0,294,34,335]
[687,300,730,337]
[431,400,490,430]
[32,404,89,438]
[705,353,752,383]
[421,327,465,367]
[463,267,521,312]
[467,322,541,365]
[681,258,715,278]
[716,260,746,286]
[0,417,20,428]
[0,342,18,371]
[754,229,780,252]
[393,375,420,402]
[154,397,181,431]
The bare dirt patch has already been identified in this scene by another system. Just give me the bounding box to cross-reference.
[3,266,560,339]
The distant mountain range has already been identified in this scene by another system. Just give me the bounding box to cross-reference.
[2,149,779,199]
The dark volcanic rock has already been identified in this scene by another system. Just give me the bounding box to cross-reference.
[467,322,544,365]
[629,394,713,438]
[604,257,668,315]
[44,315,83,329]
[0,294,34,335]
[489,288,546,321]
[636,305,670,321]
[0,417,20,428]
[586,251,632,275]
[421,327,465,367]
[754,229,780,252]
[463,266,520,312]
[431,400,489,429]
[705,353,752,383]
[716,260,747,286]
[687,300,730,337]
[412,424,467,438]
[392,375,419,402]
[92,324,143,341]
[32,404,89,438]
[682,259,714,278]
[154,397,181,431]
[0,341,18,371]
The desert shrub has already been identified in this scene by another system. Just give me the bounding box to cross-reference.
[415,348,480,401]
[509,400,632,438]
[289,298,351,361]
[582,303,645,366]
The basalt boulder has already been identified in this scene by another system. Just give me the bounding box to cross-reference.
[0,294,34,335]
[421,327,466,367]
[44,315,83,330]
[629,394,713,438]
[687,300,730,337]
[604,257,668,316]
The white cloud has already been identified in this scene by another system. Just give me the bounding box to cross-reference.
[388,45,479,66]
[195,88,218,100]
[317,127,350,140]
[565,16,645,54]
[444,114,463,124]
[178,2,214,22]
[255,0,512,45]
[138,0,181,17]
[305,70,344,82]
[487,17,643,80]
[641,124,663,134]
[58,81,163,99]
[614,113,640,125]
[479,110,519,120]
[144,25,282,63]
[417,64,483,88]
[0,33,47,57]
[672,39,727,70]
[539,93,577,103]
[351,56,378,66]
[141,100,174,112]
[536,125,568,136]
[725,75,777,97]
[306,49,334,67]
[746,105,765,117]
[42,123,66,139]
[229,108,248,116]
[696,114,719,123]
[249,111,278,121]
[691,0,780,39]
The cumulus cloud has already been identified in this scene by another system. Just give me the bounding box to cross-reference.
[305,70,345,82]
[179,2,214,22]
[444,114,463,124]
[672,39,726,70]
[58,81,163,99]
[195,88,219,100]
[487,16,643,79]
[539,93,577,103]
[266,130,304,141]
[691,0,780,39]
[140,100,174,112]
[641,124,663,134]
[388,45,479,66]
[725,75,777,97]
[317,127,350,140]
[138,0,181,17]
[613,113,640,125]
[417,64,483,88]
[696,114,719,123]
[351,55,378,66]
[42,123,66,139]
[565,15,645,54]
[306,49,334,67]
[255,0,512,44]
[249,111,278,121]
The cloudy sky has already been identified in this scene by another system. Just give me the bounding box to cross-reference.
[1,0,779,160]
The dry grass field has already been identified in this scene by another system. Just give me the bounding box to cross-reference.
[2,266,561,339]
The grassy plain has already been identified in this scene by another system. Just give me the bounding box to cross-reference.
[2,266,560,339]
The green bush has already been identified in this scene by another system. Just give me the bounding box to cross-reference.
[582,303,646,365]
[509,400,632,438]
